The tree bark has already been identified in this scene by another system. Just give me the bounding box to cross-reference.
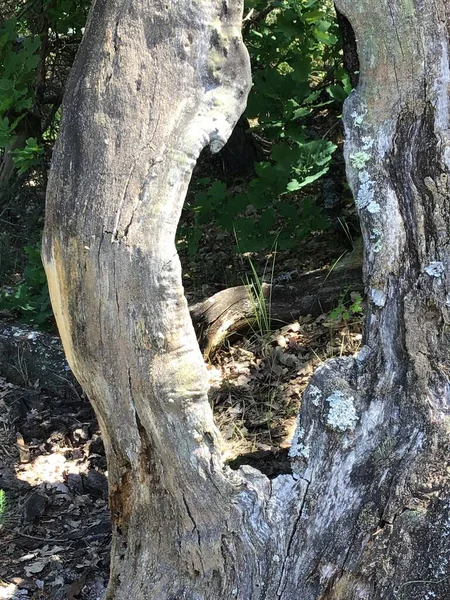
[42,1,450,600]
[285,1,450,597]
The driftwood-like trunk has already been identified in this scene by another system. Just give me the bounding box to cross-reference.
[42,1,450,599]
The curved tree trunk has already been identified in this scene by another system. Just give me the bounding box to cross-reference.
[286,1,450,597]
[42,2,450,600]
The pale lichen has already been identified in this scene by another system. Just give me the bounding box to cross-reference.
[424,261,445,278]
[351,110,366,127]
[361,136,374,149]
[356,173,375,209]
[350,151,371,170]
[366,200,381,214]
[370,288,386,308]
[326,391,359,432]
[288,426,310,460]
[307,385,322,407]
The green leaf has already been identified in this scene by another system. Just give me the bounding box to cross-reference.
[290,56,311,82]
[313,28,338,45]
[292,106,311,120]
[258,207,275,231]
[286,179,302,192]
[287,167,329,191]
[209,180,227,202]
[277,201,298,220]
[303,10,326,23]
[327,84,349,101]
[0,79,14,91]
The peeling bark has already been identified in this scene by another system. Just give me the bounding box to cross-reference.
[42,1,450,599]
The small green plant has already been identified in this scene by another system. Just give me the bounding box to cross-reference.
[10,136,44,174]
[245,260,272,338]
[0,244,53,328]
[328,291,363,323]
[242,240,277,338]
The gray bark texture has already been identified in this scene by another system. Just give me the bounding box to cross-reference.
[42,1,450,599]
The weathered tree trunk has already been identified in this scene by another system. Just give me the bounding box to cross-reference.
[42,1,450,600]
[285,1,450,597]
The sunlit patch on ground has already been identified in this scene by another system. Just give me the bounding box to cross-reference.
[0,582,17,600]
[15,453,90,487]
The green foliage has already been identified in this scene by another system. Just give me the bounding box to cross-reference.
[10,136,44,174]
[0,0,90,176]
[245,0,345,134]
[0,244,53,327]
[328,291,363,323]
[180,0,347,254]
[0,0,350,330]
[0,1,89,332]
[0,18,40,149]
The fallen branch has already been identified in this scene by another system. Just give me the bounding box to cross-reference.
[0,254,363,389]
[190,261,363,356]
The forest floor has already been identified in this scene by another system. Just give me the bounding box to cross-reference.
[0,225,362,598]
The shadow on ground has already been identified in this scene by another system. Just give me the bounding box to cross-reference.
[0,380,110,600]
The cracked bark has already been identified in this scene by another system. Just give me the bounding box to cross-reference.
[42,1,450,599]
